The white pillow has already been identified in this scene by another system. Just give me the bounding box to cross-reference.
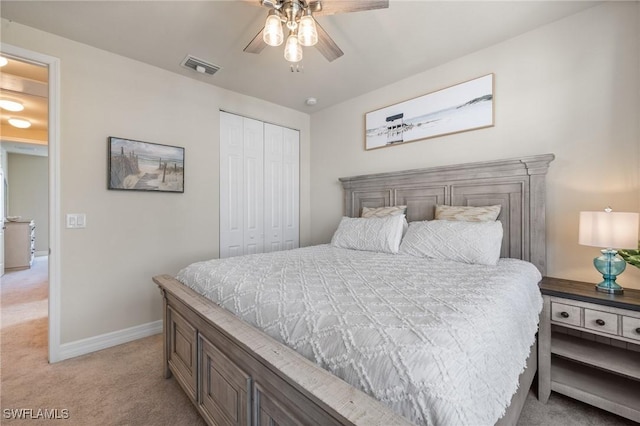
[331,215,405,254]
[399,220,503,265]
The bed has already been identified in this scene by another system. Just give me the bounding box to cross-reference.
[153,153,555,426]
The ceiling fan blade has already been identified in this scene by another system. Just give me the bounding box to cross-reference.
[244,27,268,54]
[314,21,343,62]
[312,0,389,16]
[238,0,276,8]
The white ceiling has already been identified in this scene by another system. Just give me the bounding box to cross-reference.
[0,1,600,112]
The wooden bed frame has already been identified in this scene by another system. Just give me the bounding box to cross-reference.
[153,153,555,426]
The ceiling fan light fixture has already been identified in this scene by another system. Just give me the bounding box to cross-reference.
[263,13,284,47]
[284,33,303,63]
[8,118,32,129]
[298,14,318,47]
[0,99,25,112]
[245,0,387,63]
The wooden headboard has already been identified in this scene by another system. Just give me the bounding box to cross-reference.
[339,154,555,275]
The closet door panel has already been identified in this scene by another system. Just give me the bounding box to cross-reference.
[220,112,299,258]
[243,118,265,255]
[264,123,283,253]
[282,128,299,250]
[220,112,244,258]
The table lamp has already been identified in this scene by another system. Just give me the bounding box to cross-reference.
[578,208,639,294]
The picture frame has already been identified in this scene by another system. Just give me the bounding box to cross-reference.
[365,74,494,150]
[108,136,184,193]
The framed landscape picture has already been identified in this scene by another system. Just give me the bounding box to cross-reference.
[108,137,184,193]
[365,74,494,150]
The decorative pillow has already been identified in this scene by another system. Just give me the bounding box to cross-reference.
[331,215,405,254]
[435,204,501,222]
[361,205,407,218]
[399,220,503,265]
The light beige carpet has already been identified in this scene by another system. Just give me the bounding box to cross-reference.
[0,257,635,425]
[1,257,204,425]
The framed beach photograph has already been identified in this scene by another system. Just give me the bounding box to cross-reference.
[108,137,184,193]
[365,74,494,150]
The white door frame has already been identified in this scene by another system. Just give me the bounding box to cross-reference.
[1,43,62,363]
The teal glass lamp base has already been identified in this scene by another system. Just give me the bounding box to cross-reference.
[593,249,626,295]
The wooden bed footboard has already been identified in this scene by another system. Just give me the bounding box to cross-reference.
[153,274,414,426]
[154,274,536,426]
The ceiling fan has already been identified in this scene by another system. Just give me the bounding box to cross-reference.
[243,0,389,63]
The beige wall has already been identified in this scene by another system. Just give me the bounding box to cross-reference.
[310,2,640,288]
[1,20,311,343]
[6,153,48,253]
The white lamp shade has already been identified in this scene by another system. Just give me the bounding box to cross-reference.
[263,14,284,47]
[298,15,318,47]
[284,34,303,62]
[579,211,639,249]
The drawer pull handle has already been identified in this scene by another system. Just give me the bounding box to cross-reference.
[596,319,606,326]
[635,327,640,334]
[560,312,570,318]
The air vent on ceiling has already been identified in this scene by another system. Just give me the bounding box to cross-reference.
[180,55,221,76]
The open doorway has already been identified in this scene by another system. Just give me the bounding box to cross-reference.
[0,54,50,363]
[0,43,60,363]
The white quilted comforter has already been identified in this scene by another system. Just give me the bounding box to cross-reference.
[177,245,542,426]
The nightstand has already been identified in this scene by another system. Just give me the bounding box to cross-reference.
[538,277,640,422]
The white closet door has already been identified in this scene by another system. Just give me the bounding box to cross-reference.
[219,112,244,258]
[242,118,264,255]
[220,112,298,258]
[263,123,283,253]
[264,124,299,252]
[282,127,299,250]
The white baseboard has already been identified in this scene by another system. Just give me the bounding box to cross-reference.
[57,320,162,362]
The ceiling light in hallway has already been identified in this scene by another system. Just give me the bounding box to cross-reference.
[0,99,25,112]
[8,117,31,128]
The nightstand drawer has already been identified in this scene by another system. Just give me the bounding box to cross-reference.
[584,309,618,335]
[622,316,640,341]
[551,302,581,326]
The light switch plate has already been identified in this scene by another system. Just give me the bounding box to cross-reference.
[66,213,86,229]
